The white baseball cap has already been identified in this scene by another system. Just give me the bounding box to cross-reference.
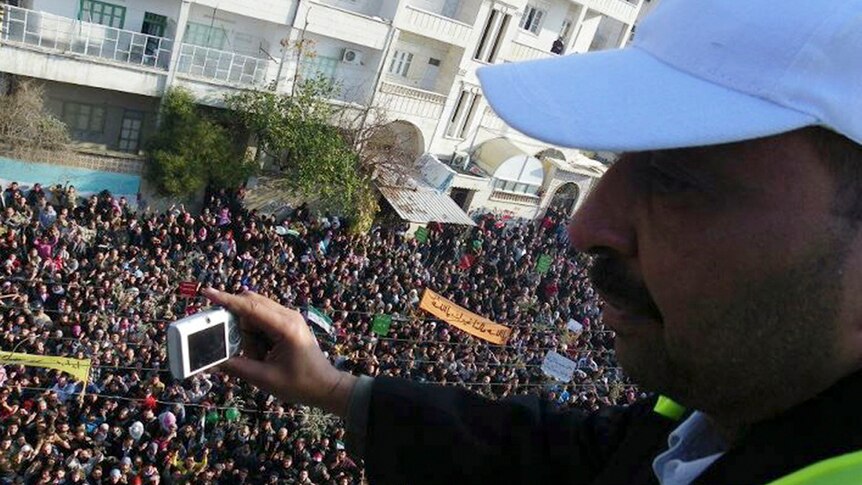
[477,0,862,152]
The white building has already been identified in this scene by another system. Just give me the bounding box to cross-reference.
[0,0,642,221]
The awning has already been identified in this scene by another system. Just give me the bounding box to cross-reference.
[378,186,476,226]
[472,137,544,185]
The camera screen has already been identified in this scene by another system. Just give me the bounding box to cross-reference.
[187,323,227,373]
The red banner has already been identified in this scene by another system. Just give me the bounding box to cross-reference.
[178,282,198,298]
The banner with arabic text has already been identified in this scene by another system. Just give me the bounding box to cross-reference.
[0,352,91,386]
[420,289,512,345]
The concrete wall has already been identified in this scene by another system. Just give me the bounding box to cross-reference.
[509,0,574,55]
[298,32,384,105]
[405,0,482,24]
[316,0,387,19]
[589,14,627,50]
[298,1,391,51]
[40,80,159,153]
[0,44,169,97]
[192,0,297,25]
[384,31,461,94]
[186,3,286,56]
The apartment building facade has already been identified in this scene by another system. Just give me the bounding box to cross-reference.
[0,0,642,220]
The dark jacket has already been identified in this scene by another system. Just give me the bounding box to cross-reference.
[363,371,862,484]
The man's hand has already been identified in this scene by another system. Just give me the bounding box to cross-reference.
[202,289,357,418]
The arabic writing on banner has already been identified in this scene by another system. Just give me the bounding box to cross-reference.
[420,289,512,345]
[0,351,91,388]
[541,351,577,383]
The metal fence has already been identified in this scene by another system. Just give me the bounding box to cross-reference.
[1,4,172,70]
[176,43,270,87]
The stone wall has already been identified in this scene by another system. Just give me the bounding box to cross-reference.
[0,144,145,175]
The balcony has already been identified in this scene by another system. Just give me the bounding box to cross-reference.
[298,1,390,51]
[584,0,640,24]
[505,39,557,62]
[489,190,540,206]
[0,5,172,70]
[395,5,473,48]
[377,80,448,120]
[175,44,271,88]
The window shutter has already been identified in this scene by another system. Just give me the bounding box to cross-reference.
[531,9,544,34]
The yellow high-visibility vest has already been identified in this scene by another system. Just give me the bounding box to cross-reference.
[764,451,862,485]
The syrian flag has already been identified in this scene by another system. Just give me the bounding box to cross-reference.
[307,306,334,335]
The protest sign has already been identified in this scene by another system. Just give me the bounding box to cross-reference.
[536,254,552,274]
[420,289,511,345]
[307,306,334,335]
[459,253,475,270]
[0,352,91,388]
[567,319,584,334]
[414,226,429,243]
[541,351,577,383]
[371,314,392,336]
[178,282,198,298]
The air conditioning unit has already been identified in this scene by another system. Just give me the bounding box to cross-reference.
[452,151,470,170]
[341,48,363,65]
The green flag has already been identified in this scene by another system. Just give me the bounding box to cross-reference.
[372,314,392,336]
[415,226,429,243]
[536,254,552,274]
[307,306,334,335]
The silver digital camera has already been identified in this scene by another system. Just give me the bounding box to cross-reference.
[167,307,241,380]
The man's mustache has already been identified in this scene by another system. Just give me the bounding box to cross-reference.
[588,253,663,321]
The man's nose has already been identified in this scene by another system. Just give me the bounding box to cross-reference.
[568,161,637,257]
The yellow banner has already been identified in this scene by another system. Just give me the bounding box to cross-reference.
[0,352,91,385]
[420,289,512,345]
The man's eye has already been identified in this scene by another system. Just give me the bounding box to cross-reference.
[645,162,696,195]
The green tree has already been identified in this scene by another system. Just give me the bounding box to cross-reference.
[146,87,254,196]
[226,77,376,229]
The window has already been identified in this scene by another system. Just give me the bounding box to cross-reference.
[388,50,413,78]
[559,18,574,42]
[519,5,546,34]
[474,10,511,63]
[142,12,167,37]
[445,90,482,139]
[79,0,126,28]
[62,102,105,135]
[142,12,168,57]
[184,22,228,50]
[300,56,339,83]
[118,111,143,153]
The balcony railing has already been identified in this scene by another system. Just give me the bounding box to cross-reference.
[490,190,541,205]
[0,4,172,70]
[378,80,448,119]
[585,0,640,23]
[397,5,473,47]
[505,39,557,63]
[176,44,270,87]
[380,81,448,104]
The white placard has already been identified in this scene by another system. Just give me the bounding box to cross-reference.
[566,319,583,333]
[541,351,577,383]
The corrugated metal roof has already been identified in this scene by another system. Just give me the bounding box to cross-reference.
[378,186,476,226]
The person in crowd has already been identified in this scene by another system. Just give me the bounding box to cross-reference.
[0,174,619,483]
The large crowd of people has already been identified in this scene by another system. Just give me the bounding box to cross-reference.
[0,181,633,484]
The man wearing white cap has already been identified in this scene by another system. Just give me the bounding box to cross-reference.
[205,0,862,483]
